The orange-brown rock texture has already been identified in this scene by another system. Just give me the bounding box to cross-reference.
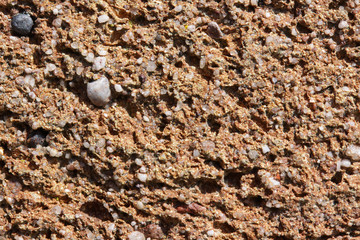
[0,0,359,239]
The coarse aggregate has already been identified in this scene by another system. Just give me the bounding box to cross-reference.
[0,0,360,239]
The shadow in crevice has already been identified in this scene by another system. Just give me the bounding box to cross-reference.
[224,171,242,188]
[80,200,113,221]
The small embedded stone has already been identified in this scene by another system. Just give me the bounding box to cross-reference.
[207,21,223,39]
[92,57,107,71]
[128,231,145,240]
[201,140,215,152]
[248,150,259,160]
[146,61,157,72]
[137,173,147,183]
[87,77,111,107]
[11,13,34,36]
[187,202,206,215]
[143,224,164,239]
[338,20,349,29]
[98,14,110,23]
[345,145,360,161]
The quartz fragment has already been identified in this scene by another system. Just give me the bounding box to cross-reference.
[338,20,349,29]
[87,77,111,107]
[92,57,107,71]
[128,231,145,240]
[345,145,360,161]
[98,14,110,23]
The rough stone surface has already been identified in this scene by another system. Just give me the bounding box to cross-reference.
[0,0,359,239]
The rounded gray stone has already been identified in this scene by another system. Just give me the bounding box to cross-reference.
[11,13,34,36]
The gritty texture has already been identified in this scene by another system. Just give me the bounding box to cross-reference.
[0,0,360,239]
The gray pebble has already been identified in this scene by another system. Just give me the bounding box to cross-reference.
[207,21,223,39]
[11,13,34,36]
[87,77,111,107]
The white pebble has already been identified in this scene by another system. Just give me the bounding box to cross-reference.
[135,158,143,166]
[193,149,200,157]
[92,57,107,71]
[338,20,349,29]
[139,166,147,173]
[87,77,111,107]
[341,159,351,168]
[106,147,114,153]
[259,170,280,189]
[96,138,106,148]
[248,150,259,160]
[135,201,144,210]
[76,67,84,75]
[207,230,215,237]
[201,140,215,152]
[97,48,108,56]
[250,0,258,6]
[85,52,95,63]
[187,25,196,32]
[98,14,110,23]
[71,42,79,50]
[108,223,116,232]
[45,63,56,72]
[83,141,90,148]
[128,231,145,240]
[48,147,58,157]
[137,173,147,183]
[146,61,157,72]
[45,49,53,55]
[114,84,124,93]
[174,5,182,12]
[268,178,280,188]
[345,145,360,161]
[52,205,62,215]
[28,92,36,99]
[52,18,62,28]
[261,145,270,154]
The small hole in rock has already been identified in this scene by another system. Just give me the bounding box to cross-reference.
[27,129,49,148]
